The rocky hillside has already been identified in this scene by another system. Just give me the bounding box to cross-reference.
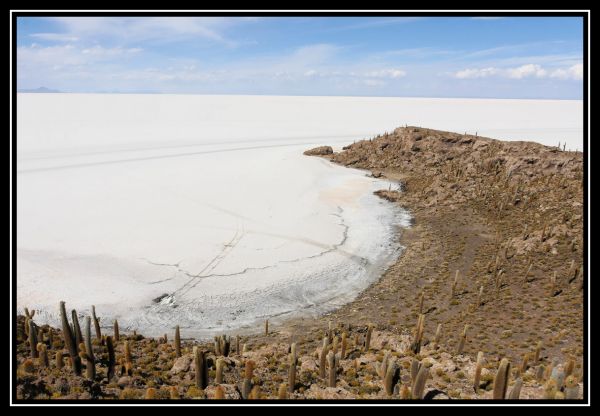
[15,126,585,401]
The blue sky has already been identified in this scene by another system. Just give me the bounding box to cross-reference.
[16,16,584,98]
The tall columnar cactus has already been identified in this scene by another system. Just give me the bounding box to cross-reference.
[341,332,347,359]
[114,320,120,342]
[218,335,231,357]
[473,351,484,393]
[365,324,373,352]
[174,325,181,358]
[456,324,468,355]
[410,358,420,382]
[55,350,64,369]
[417,290,425,314]
[376,351,390,380]
[106,335,115,381]
[544,379,558,399]
[242,359,255,399]
[60,301,82,375]
[124,340,132,365]
[288,343,297,393]
[214,385,225,400]
[215,358,225,384]
[332,336,339,355]
[28,319,38,359]
[236,335,240,355]
[564,375,579,399]
[72,310,83,348]
[278,383,288,399]
[412,364,429,399]
[265,319,269,336]
[564,358,575,377]
[84,316,96,380]
[384,359,400,396]
[508,377,523,399]
[36,343,49,367]
[534,341,542,363]
[193,347,208,390]
[327,320,333,344]
[327,350,337,388]
[433,323,442,346]
[535,365,545,382]
[411,314,425,353]
[451,270,459,298]
[519,353,530,375]
[91,305,102,341]
[476,286,484,308]
[319,337,329,378]
[492,358,511,399]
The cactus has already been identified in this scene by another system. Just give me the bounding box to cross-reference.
[236,335,240,355]
[550,367,565,390]
[327,320,333,344]
[84,316,96,380]
[36,343,49,367]
[327,350,337,387]
[516,353,529,375]
[215,358,225,384]
[564,375,579,399]
[410,357,420,382]
[376,351,390,379]
[564,358,575,377]
[28,319,38,359]
[242,359,255,399]
[544,379,558,399]
[319,337,329,378]
[249,385,261,400]
[114,320,120,342]
[59,301,82,375]
[492,358,511,399]
[193,347,208,390]
[473,351,484,393]
[124,340,132,365]
[174,325,181,358]
[72,310,83,348]
[535,365,545,382]
[417,290,425,314]
[55,350,63,369]
[456,324,468,355]
[288,343,297,393]
[476,286,484,308]
[169,386,179,400]
[451,270,459,298]
[412,365,429,399]
[214,385,225,400]
[265,319,269,336]
[433,323,442,346]
[364,324,373,352]
[411,314,425,353]
[218,335,231,357]
[106,335,115,381]
[332,336,339,355]
[278,383,288,399]
[91,305,102,341]
[384,359,400,396]
[534,341,542,363]
[145,388,156,400]
[341,332,347,359]
[400,384,411,400]
[508,377,523,399]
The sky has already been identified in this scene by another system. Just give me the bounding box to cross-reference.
[15,16,584,99]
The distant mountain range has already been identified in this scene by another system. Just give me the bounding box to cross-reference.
[17,87,62,93]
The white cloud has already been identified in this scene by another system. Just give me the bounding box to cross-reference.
[549,63,583,80]
[364,69,406,79]
[455,67,498,79]
[454,63,583,80]
[30,33,79,42]
[507,64,547,79]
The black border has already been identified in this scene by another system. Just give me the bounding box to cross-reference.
[10,9,589,405]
